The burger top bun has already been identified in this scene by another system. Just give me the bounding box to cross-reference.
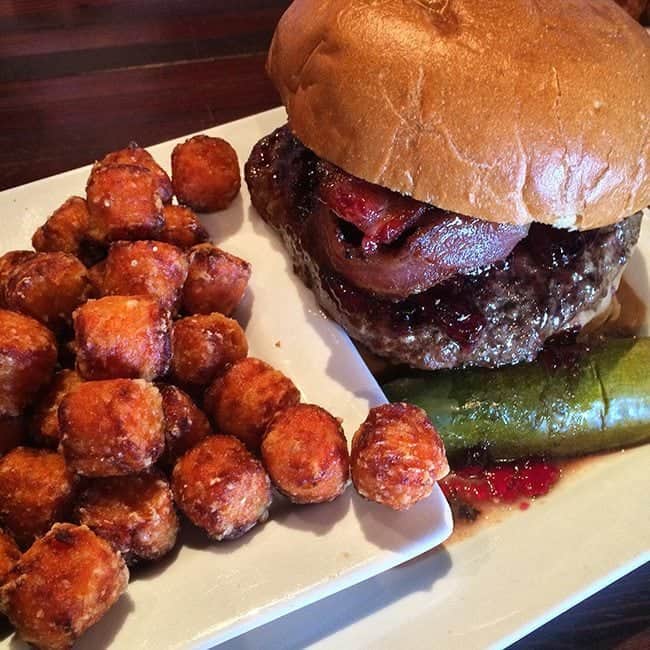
[267,0,650,230]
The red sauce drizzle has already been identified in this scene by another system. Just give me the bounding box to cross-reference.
[440,458,561,504]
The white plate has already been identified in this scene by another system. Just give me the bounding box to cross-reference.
[220,116,650,648]
[0,109,453,649]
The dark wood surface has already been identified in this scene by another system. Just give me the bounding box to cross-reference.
[0,2,647,648]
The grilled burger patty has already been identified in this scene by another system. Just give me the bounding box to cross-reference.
[245,126,642,370]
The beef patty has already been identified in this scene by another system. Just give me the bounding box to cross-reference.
[245,126,642,370]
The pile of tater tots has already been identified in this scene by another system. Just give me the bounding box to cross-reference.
[0,136,448,649]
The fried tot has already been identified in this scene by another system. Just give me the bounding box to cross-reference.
[171,313,247,386]
[86,163,164,243]
[172,436,271,541]
[31,196,101,266]
[30,370,83,448]
[0,523,128,650]
[159,385,212,467]
[98,143,173,204]
[351,403,449,511]
[0,251,36,307]
[74,295,171,381]
[75,471,178,565]
[0,310,57,417]
[261,404,349,504]
[101,241,188,314]
[4,252,91,330]
[59,379,165,477]
[171,135,241,212]
[0,448,77,548]
[159,205,209,249]
[206,358,299,452]
[182,243,251,316]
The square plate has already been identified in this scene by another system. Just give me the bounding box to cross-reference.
[0,108,452,650]
[220,125,650,647]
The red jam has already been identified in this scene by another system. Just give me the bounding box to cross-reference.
[440,458,561,505]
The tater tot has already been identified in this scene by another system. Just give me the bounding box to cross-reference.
[98,143,173,204]
[0,418,26,458]
[351,403,449,511]
[182,243,251,316]
[75,471,178,565]
[86,163,164,243]
[206,358,299,452]
[261,404,349,504]
[171,135,241,212]
[74,295,171,381]
[159,385,212,467]
[0,529,20,583]
[101,241,188,314]
[0,310,57,417]
[0,448,77,548]
[30,370,83,448]
[172,436,271,541]
[171,313,247,386]
[0,523,128,650]
[31,196,97,263]
[4,252,91,330]
[159,204,209,249]
[0,251,36,307]
[59,379,165,477]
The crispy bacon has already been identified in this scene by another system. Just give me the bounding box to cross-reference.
[316,162,528,298]
[316,202,528,300]
[318,163,427,254]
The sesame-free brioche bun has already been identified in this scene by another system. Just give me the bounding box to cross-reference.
[268,0,650,230]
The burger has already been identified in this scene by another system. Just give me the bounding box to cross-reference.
[245,0,649,370]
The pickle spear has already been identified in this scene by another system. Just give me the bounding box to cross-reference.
[383,338,650,461]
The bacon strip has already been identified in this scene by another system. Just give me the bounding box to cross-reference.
[316,166,528,299]
[318,163,427,253]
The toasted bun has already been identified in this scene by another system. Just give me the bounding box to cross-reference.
[268,0,650,229]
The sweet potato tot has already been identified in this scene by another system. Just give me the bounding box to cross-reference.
[74,295,171,381]
[159,204,209,249]
[182,243,251,316]
[171,313,247,386]
[59,379,165,477]
[0,251,36,307]
[101,241,188,314]
[31,196,100,262]
[351,403,449,511]
[171,135,241,212]
[172,435,271,541]
[206,358,299,452]
[86,163,164,243]
[261,404,349,504]
[4,252,91,330]
[98,143,173,204]
[0,310,57,417]
[0,523,128,650]
[0,448,77,548]
[75,471,178,565]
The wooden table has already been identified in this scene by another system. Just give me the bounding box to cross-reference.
[1,2,648,648]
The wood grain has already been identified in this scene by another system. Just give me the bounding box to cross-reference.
[0,2,647,649]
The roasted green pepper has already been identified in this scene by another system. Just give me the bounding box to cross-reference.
[383,338,650,461]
